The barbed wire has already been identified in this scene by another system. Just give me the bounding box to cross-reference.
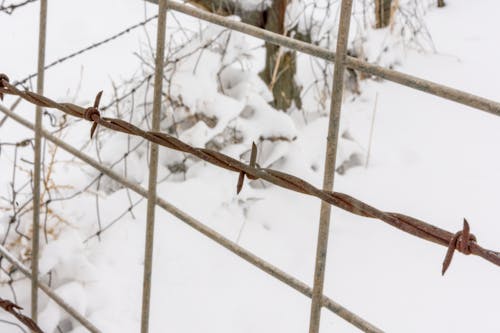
[0,297,43,333]
[0,0,36,15]
[13,15,158,87]
[1,74,499,274]
[0,118,145,332]
[0,79,149,307]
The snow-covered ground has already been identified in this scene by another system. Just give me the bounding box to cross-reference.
[1,0,499,332]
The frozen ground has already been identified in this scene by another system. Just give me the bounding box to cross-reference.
[0,0,499,332]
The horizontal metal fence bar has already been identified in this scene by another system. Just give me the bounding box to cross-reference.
[144,0,500,117]
[345,57,500,117]
[0,104,384,333]
[0,242,101,333]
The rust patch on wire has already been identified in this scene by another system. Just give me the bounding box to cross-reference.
[1,74,499,273]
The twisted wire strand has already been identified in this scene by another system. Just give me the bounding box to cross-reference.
[1,75,499,273]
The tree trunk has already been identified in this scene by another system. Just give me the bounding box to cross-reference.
[188,0,303,111]
[375,0,393,28]
[258,0,302,110]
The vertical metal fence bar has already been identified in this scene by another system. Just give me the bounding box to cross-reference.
[32,0,48,324]
[140,1,167,332]
[309,1,354,332]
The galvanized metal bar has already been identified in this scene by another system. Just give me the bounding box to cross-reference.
[32,0,47,324]
[309,1,354,332]
[141,0,167,332]
[0,104,384,333]
[144,0,500,117]
[0,243,102,333]
[344,56,500,117]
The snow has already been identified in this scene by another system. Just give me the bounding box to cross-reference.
[1,0,500,332]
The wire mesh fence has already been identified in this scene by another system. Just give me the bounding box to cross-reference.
[0,1,499,333]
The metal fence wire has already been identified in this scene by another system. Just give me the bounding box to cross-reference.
[0,0,499,333]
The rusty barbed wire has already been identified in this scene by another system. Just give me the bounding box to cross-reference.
[1,74,499,273]
[0,0,36,15]
[0,297,44,333]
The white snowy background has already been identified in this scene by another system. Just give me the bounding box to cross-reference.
[0,0,499,332]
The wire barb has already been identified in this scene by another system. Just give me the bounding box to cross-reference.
[442,219,477,275]
[0,297,44,333]
[0,0,37,15]
[236,142,258,194]
[84,91,103,138]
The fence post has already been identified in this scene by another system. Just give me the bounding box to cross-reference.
[140,0,168,332]
[32,0,48,324]
[308,0,354,332]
